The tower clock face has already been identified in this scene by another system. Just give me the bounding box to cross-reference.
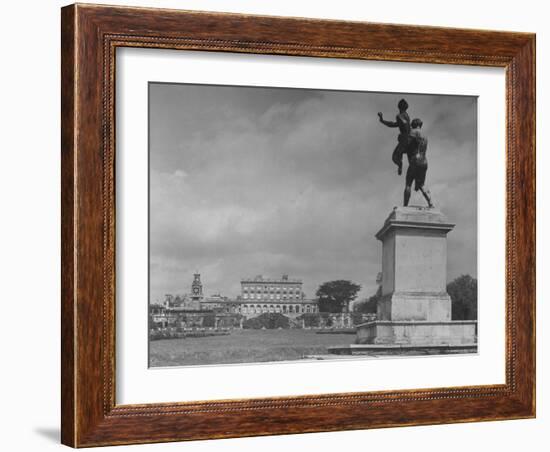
[193,287,200,295]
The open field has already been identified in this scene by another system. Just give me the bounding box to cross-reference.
[149,329,355,367]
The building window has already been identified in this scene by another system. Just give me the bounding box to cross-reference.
[295,305,300,313]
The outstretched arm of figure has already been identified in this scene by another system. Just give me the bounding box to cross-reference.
[377,112,398,127]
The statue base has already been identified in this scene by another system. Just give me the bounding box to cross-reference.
[327,342,477,356]
[353,206,477,350]
[355,320,477,345]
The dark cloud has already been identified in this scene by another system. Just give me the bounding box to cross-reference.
[149,83,477,301]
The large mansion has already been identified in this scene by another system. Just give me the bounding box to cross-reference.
[159,273,318,318]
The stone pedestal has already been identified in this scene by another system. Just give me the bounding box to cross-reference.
[355,206,477,348]
[356,320,476,345]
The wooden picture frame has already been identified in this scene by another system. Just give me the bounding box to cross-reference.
[61,3,535,447]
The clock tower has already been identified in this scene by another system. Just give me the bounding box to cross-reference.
[190,273,203,303]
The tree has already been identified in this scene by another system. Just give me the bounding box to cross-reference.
[316,280,361,313]
[447,274,478,320]
[353,286,382,314]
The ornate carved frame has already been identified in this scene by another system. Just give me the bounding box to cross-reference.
[61,3,535,447]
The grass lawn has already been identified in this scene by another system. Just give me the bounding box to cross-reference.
[149,329,354,367]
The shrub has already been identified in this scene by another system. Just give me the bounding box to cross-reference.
[243,313,290,329]
[202,313,216,328]
[296,313,320,327]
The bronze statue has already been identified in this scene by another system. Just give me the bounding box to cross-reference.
[378,99,433,208]
[405,118,433,208]
[377,98,410,175]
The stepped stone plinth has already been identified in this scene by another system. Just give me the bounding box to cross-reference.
[354,206,477,351]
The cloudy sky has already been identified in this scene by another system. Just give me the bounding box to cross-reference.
[149,82,477,303]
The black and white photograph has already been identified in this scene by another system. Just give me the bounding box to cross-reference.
[147,83,479,367]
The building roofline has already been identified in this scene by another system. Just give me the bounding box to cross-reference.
[241,277,302,283]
